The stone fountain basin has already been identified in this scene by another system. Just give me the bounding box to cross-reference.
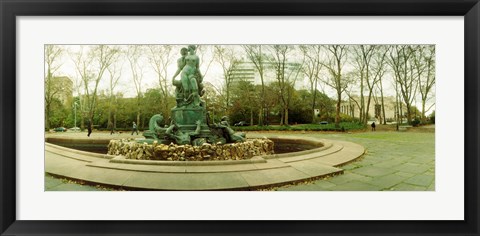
[44,134,365,190]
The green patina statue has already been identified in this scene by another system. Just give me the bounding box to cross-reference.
[142,114,168,143]
[215,116,246,143]
[172,45,204,108]
[141,45,245,146]
[165,120,205,146]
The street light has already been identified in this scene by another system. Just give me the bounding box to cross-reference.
[73,101,79,130]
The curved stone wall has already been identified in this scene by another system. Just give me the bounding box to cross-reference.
[45,134,365,190]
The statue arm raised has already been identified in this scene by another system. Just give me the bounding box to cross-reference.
[172,69,182,81]
[172,58,185,81]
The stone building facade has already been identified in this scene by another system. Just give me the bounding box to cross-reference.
[340,95,406,122]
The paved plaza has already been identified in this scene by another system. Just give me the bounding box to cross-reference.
[45,127,434,191]
[276,130,435,191]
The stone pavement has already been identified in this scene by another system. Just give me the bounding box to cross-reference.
[276,131,435,191]
[45,173,108,191]
[44,130,434,191]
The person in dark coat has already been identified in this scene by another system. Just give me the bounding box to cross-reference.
[87,121,92,137]
[371,122,376,131]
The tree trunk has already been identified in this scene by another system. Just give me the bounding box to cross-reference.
[406,104,412,124]
[421,101,427,123]
[395,92,399,130]
[250,109,254,126]
[45,104,51,129]
[365,91,373,122]
[258,110,264,126]
[265,108,269,126]
[312,83,318,123]
[107,107,113,130]
[279,110,284,126]
[113,113,117,129]
[360,75,365,124]
[335,92,341,128]
[136,112,141,129]
[284,107,289,126]
[379,80,387,124]
[381,95,386,125]
[260,74,266,126]
[399,99,403,124]
[81,115,85,130]
[258,109,262,126]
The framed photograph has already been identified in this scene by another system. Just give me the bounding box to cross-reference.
[1,0,479,235]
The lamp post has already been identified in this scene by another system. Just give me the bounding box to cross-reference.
[73,102,79,129]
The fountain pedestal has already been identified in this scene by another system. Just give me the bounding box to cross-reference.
[171,107,207,127]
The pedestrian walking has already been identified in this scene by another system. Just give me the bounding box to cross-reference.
[131,121,138,135]
[371,122,376,131]
[87,121,92,137]
[110,122,115,135]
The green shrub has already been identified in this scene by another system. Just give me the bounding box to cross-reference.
[233,122,365,132]
[339,114,358,123]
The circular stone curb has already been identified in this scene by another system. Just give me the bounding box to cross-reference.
[45,134,365,190]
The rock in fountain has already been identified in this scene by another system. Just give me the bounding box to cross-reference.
[107,138,274,161]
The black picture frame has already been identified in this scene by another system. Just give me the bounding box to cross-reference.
[1,0,479,235]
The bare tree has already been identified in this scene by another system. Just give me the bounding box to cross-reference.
[70,70,85,128]
[243,45,268,125]
[106,52,123,131]
[44,45,64,129]
[71,45,119,129]
[388,45,418,124]
[300,45,323,123]
[347,45,388,124]
[196,45,215,79]
[357,45,377,123]
[269,45,303,125]
[373,45,391,124]
[126,45,146,127]
[321,45,349,128]
[413,45,436,123]
[350,45,368,123]
[202,81,224,123]
[344,71,361,119]
[213,45,239,114]
[72,49,89,130]
[147,45,174,118]
[230,80,257,126]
